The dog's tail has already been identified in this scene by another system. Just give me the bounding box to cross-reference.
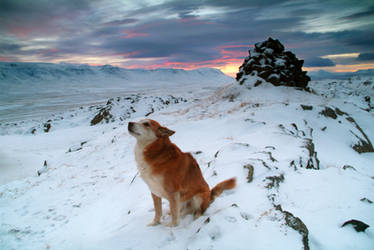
[210,178,236,203]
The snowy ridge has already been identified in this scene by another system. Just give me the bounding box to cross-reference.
[308,69,374,80]
[0,62,232,123]
[1,71,374,249]
[0,62,231,84]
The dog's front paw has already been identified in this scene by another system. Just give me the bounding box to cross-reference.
[165,221,178,227]
[147,220,161,226]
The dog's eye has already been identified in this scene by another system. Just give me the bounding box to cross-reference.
[143,122,150,127]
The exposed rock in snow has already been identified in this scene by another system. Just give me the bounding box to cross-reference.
[342,219,370,232]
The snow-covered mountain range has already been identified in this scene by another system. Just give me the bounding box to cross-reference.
[0,62,229,84]
[0,62,232,123]
[308,69,374,80]
[0,63,373,250]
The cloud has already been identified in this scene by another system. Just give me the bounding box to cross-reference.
[304,57,336,67]
[342,6,374,20]
[0,0,373,73]
[0,0,97,38]
[357,53,374,61]
[0,42,21,53]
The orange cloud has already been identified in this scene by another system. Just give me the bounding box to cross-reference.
[121,44,249,77]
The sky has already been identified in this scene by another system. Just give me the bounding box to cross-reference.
[1,0,374,77]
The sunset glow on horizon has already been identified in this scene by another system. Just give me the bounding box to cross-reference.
[1,0,373,78]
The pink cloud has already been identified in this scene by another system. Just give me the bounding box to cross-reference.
[121,29,149,39]
[7,25,33,38]
[0,56,13,61]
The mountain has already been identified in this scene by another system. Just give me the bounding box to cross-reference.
[0,64,373,250]
[308,69,374,80]
[0,62,232,84]
[0,62,233,123]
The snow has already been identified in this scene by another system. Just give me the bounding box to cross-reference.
[1,62,374,250]
[274,58,286,67]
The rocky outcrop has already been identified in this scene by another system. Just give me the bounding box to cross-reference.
[342,219,370,232]
[236,37,310,89]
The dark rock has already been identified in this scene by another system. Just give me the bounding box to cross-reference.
[363,80,372,86]
[320,107,337,119]
[303,139,320,170]
[265,174,284,189]
[145,108,154,117]
[236,37,310,89]
[342,165,356,171]
[301,105,313,111]
[342,219,369,232]
[254,80,262,87]
[91,107,113,126]
[360,198,373,204]
[346,116,374,153]
[335,107,348,116]
[44,123,51,133]
[243,164,254,183]
[37,160,48,176]
[276,205,310,250]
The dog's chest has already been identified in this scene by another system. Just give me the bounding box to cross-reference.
[134,144,166,198]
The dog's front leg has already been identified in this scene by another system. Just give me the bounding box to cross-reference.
[166,193,180,227]
[148,193,162,226]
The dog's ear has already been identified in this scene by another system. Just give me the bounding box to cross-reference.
[158,126,175,137]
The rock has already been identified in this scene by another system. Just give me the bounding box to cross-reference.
[303,139,320,170]
[265,174,284,189]
[300,105,313,111]
[276,205,310,250]
[360,198,373,204]
[37,160,48,176]
[342,219,370,232]
[44,123,51,132]
[320,107,337,119]
[236,37,310,89]
[90,107,113,125]
[243,164,254,183]
[342,165,356,171]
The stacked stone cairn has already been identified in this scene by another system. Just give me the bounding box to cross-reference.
[236,37,310,89]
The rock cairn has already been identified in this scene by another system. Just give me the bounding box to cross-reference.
[236,37,310,89]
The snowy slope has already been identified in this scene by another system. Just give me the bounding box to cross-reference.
[0,70,374,250]
[0,62,232,123]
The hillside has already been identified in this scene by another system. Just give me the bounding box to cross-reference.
[0,66,373,249]
[0,62,232,123]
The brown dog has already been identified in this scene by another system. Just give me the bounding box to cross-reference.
[128,119,236,227]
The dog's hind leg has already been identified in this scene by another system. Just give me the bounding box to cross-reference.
[180,200,193,217]
[192,191,210,219]
[148,193,162,226]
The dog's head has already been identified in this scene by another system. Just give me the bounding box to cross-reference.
[128,119,175,143]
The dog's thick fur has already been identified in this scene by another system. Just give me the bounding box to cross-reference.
[128,119,236,227]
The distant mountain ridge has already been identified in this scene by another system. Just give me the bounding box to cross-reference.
[0,62,233,84]
[308,69,374,80]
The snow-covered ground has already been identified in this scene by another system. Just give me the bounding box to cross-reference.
[0,63,373,250]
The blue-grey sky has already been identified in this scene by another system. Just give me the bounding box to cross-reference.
[1,0,373,76]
